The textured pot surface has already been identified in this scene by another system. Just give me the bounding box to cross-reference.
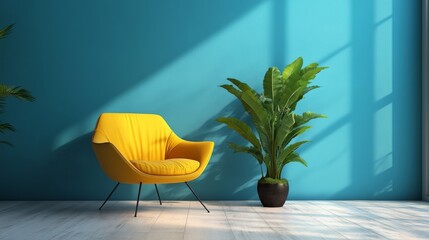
[257,181,289,207]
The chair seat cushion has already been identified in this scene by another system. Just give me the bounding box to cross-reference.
[129,158,200,176]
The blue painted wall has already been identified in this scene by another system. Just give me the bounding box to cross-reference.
[0,0,422,200]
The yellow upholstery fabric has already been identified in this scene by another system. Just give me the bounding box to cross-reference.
[92,113,215,184]
[92,113,183,161]
[129,159,200,176]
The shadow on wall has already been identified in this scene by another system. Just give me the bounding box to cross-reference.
[286,0,421,200]
[46,100,260,201]
[83,0,420,201]
[160,100,261,200]
[0,0,422,200]
[329,0,422,200]
[0,0,263,200]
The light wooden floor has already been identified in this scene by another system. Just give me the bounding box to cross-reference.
[0,201,428,240]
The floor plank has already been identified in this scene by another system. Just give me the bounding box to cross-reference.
[0,201,428,240]
[223,201,286,240]
[184,201,234,240]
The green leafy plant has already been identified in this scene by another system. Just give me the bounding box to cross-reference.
[0,24,35,146]
[217,57,327,184]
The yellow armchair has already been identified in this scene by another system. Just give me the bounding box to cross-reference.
[92,113,214,216]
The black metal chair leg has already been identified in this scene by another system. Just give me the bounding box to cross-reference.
[185,182,210,213]
[134,183,142,217]
[154,184,162,205]
[99,182,120,210]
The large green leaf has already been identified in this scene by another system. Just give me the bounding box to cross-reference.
[278,140,309,165]
[0,24,13,39]
[283,125,312,148]
[0,84,35,102]
[286,81,313,111]
[303,85,320,95]
[301,63,319,74]
[301,67,328,82]
[227,78,257,95]
[278,58,306,110]
[220,84,241,97]
[282,57,303,80]
[218,57,327,180]
[0,122,15,133]
[274,141,308,178]
[284,87,304,110]
[263,67,282,107]
[216,117,261,151]
[282,152,308,168]
[0,25,35,148]
[275,113,295,148]
[294,112,327,127]
[220,84,256,122]
[220,83,270,153]
[220,83,266,127]
[277,145,308,175]
[257,126,270,156]
[283,64,327,111]
[240,90,269,129]
[228,142,263,164]
[264,153,276,177]
[276,70,304,110]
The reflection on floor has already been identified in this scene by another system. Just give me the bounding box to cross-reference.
[0,201,428,239]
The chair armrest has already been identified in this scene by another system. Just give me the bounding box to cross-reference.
[167,141,214,169]
[92,142,144,184]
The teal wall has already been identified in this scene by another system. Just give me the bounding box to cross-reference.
[0,0,422,200]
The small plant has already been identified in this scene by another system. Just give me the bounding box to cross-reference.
[0,24,35,146]
[217,57,327,184]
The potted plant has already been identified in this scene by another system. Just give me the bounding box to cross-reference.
[0,24,35,146]
[217,57,327,207]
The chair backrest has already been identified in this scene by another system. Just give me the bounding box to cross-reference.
[92,113,182,161]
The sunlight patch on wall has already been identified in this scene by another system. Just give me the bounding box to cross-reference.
[373,0,392,102]
[373,179,393,197]
[374,153,393,176]
[52,2,271,150]
[372,0,392,177]
[373,104,393,176]
[375,0,392,23]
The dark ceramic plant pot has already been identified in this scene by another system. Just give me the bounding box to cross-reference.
[257,180,289,207]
